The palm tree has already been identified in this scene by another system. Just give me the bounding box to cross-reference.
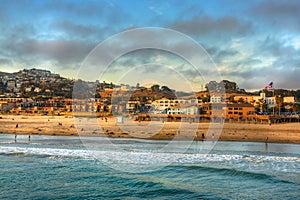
[275,95,283,115]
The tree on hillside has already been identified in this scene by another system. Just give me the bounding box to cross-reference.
[161,86,172,92]
[238,98,245,103]
[151,84,160,92]
[275,95,283,115]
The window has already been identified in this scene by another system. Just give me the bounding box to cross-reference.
[229,107,233,110]
[234,108,238,110]
[239,107,243,110]
[228,112,233,114]
[234,112,238,114]
[239,112,243,115]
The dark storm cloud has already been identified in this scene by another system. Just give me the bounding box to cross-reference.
[170,15,253,37]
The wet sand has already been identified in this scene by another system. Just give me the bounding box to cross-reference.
[1,115,300,144]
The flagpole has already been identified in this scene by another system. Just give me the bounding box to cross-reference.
[264,82,275,115]
[272,89,275,115]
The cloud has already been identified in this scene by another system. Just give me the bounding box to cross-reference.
[45,0,128,26]
[0,8,5,22]
[3,38,95,69]
[210,48,240,64]
[259,35,298,57]
[0,58,12,65]
[50,21,116,41]
[252,0,300,31]
[170,15,253,38]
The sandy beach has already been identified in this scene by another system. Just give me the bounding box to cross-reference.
[1,114,300,144]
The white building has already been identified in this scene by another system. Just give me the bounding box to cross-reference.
[167,104,199,115]
[151,98,200,112]
[25,87,32,92]
[34,87,41,93]
[284,96,295,103]
[210,95,223,103]
[266,97,276,105]
[7,80,16,91]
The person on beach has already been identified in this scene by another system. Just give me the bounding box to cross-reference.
[28,134,31,141]
[202,133,205,141]
[15,123,18,128]
[14,134,17,142]
[194,131,199,140]
[265,137,268,143]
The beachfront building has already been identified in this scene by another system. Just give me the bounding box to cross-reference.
[226,103,255,119]
[151,98,200,113]
[125,101,140,113]
[284,96,296,103]
[0,101,16,112]
[72,99,108,113]
[210,95,224,103]
[167,104,199,115]
[233,95,259,104]
[200,103,255,119]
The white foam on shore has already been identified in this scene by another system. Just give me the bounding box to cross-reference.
[0,145,299,174]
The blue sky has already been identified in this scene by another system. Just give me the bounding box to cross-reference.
[0,0,299,91]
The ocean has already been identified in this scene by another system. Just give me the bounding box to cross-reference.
[0,134,299,199]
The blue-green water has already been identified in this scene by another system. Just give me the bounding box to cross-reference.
[0,134,299,199]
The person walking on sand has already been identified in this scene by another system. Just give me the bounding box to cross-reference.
[265,137,268,143]
[28,134,31,142]
[14,134,17,142]
[15,123,18,128]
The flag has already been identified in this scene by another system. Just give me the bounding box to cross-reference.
[264,82,273,89]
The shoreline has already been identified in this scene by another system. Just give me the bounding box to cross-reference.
[1,115,300,144]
